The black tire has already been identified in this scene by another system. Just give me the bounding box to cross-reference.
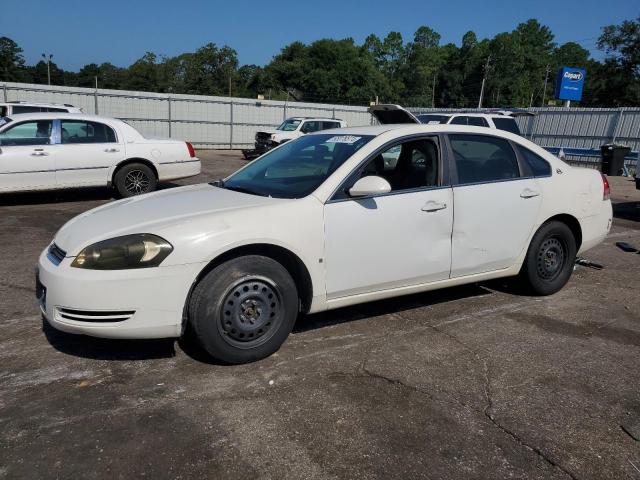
[114,163,157,198]
[189,255,299,364]
[520,221,577,295]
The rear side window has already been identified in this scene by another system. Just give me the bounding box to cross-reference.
[417,114,450,124]
[450,116,467,125]
[46,107,67,112]
[517,145,551,177]
[61,120,116,144]
[493,117,521,135]
[467,117,489,127]
[0,120,53,146]
[449,134,520,185]
[322,121,341,130]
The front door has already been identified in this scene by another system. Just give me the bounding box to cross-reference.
[0,119,56,191]
[324,136,453,299]
[447,133,542,277]
[56,119,124,187]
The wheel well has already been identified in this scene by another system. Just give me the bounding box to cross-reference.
[544,214,582,250]
[183,244,314,326]
[111,158,158,185]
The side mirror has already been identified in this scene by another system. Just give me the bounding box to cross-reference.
[349,176,391,198]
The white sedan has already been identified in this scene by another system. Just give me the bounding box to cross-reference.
[37,124,612,364]
[0,113,200,197]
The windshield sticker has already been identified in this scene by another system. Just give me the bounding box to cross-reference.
[326,135,362,144]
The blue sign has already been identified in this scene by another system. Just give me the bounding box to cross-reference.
[556,67,586,102]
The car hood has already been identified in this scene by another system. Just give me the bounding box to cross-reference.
[368,104,420,124]
[54,184,279,255]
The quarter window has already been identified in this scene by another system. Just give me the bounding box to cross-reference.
[0,120,53,146]
[517,145,551,177]
[61,120,116,144]
[467,116,489,127]
[449,134,520,185]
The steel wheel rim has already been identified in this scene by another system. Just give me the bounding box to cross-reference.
[217,276,284,349]
[537,236,566,281]
[124,170,150,195]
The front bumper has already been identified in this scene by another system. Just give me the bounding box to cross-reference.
[37,247,204,339]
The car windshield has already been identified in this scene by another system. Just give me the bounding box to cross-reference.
[277,119,302,131]
[220,133,374,199]
[416,114,451,125]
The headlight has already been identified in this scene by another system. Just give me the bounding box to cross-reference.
[71,234,173,270]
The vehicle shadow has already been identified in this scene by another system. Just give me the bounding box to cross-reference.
[0,182,186,207]
[613,201,640,222]
[42,317,176,361]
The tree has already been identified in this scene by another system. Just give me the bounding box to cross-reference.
[0,37,29,82]
[598,16,640,74]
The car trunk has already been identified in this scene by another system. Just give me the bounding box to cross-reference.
[368,104,420,124]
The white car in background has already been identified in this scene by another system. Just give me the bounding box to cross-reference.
[0,101,82,116]
[370,104,531,136]
[37,124,612,364]
[0,113,200,197]
[252,117,347,154]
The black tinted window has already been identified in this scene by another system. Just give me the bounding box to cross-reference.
[61,120,116,144]
[450,116,467,125]
[450,134,520,185]
[493,117,521,135]
[12,106,43,114]
[0,120,53,146]
[467,116,489,127]
[517,145,551,177]
[322,121,340,130]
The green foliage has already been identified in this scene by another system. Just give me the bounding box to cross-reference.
[1,17,639,107]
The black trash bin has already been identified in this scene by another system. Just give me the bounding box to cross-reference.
[601,144,630,176]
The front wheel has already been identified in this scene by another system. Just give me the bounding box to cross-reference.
[189,255,299,364]
[520,221,577,295]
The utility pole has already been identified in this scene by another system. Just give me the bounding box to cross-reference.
[42,53,53,85]
[478,55,491,108]
[431,74,436,108]
[228,74,232,97]
[541,64,550,107]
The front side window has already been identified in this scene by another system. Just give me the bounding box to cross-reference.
[334,137,440,200]
[276,119,301,131]
[61,120,116,144]
[0,120,53,146]
[449,134,520,185]
[493,117,521,135]
[12,106,43,114]
[300,121,321,133]
[222,133,374,199]
[517,145,551,177]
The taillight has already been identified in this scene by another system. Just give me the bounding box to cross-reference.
[186,142,196,158]
[601,173,610,200]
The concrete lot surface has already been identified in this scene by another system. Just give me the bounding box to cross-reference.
[1,151,639,479]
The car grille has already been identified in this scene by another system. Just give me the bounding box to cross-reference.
[255,132,271,141]
[56,307,135,323]
[47,243,66,266]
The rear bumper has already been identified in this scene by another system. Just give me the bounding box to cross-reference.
[579,201,613,254]
[158,159,201,182]
[37,248,204,339]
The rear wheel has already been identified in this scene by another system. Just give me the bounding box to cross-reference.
[520,221,577,295]
[189,255,299,364]
[114,163,157,198]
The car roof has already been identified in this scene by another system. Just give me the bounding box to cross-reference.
[0,101,77,108]
[5,112,116,122]
[288,117,344,122]
[312,123,526,140]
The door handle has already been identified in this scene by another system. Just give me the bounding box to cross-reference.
[520,188,540,199]
[421,201,447,212]
[31,151,49,156]
[104,148,120,153]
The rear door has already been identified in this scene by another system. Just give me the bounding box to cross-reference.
[0,119,56,191]
[56,119,124,187]
[447,133,542,277]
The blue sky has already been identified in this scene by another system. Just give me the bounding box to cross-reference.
[1,0,637,71]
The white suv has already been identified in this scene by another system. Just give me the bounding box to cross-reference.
[247,117,347,158]
[0,101,82,117]
[370,104,531,136]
